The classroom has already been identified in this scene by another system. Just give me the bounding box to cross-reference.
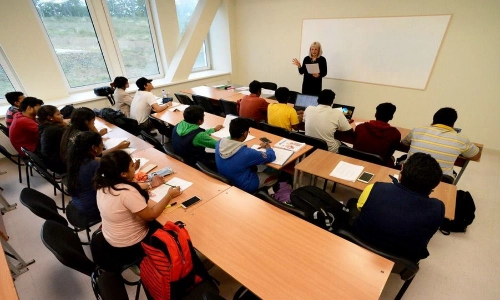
[0,0,499,299]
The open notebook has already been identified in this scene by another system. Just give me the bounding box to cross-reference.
[251,145,293,166]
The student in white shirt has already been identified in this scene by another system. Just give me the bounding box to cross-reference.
[130,77,171,131]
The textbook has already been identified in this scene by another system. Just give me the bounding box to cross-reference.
[251,145,293,166]
[274,138,306,152]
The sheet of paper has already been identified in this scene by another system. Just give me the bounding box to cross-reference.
[261,88,275,95]
[236,86,249,91]
[132,157,149,174]
[103,137,128,149]
[96,123,113,133]
[274,138,306,152]
[306,63,320,74]
[355,122,364,126]
[329,160,364,182]
[168,104,189,112]
[123,148,136,155]
[166,177,193,192]
[240,90,251,95]
[251,145,293,166]
[210,115,255,142]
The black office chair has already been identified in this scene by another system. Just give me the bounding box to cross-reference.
[163,144,185,162]
[219,99,239,116]
[192,94,220,115]
[260,82,278,91]
[41,220,97,276]
[0,135,24,183]
[91,269,129,300]
[0,122,8,137]
[441,174,455,184]
[140,130,165,153]
[259,121,289,137]
[196,161,230,184]
[66,201,101,245]
[91,228,142,300]
[148,115,172,144]
[20,188,68,226]
[21,148,69,212]
[338,145,385,166]
[174,93,195,105]
[254,190,306,219]
[335,229,419,300]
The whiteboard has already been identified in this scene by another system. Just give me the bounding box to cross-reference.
[300,15,451,90]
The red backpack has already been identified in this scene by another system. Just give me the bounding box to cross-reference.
[140,221,210,299]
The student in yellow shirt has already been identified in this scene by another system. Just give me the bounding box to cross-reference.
[267,87,303,131]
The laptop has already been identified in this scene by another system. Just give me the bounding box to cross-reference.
[294,94,319,111]
[332,104,356,120]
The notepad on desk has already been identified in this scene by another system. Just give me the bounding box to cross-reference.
[211,115,255,141]
[168,104,189,112]
[274,138,306,152]
[103,137,128,149]
[132,158,150,174]
[329,161,364,182]
[96,123,113,133]
[149,177,193,202]
[251,145,293,166]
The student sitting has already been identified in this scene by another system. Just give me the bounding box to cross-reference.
[172,105,222,168]
[215,118,277,193]
[94,151,181,266]
[352,153,444,262]
[9,96,44,156]
[5,91,25,128]
[267,87,302,131]
[353,102,401,166]
[130,77,171,132]
[111,76,133,117]
[37,105,68,174]
[238,80,269,124]
[66,131,104,223]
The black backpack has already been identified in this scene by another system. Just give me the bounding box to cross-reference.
[96,108,141,136]
[290,186,349,232]
[440,190,475,235]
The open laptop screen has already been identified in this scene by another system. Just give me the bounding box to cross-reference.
[332,104,355,120]
[295,94,319,108]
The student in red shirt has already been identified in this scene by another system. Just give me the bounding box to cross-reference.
[237,80,269,124]
[353,103,401,167]
[9,97,44,156]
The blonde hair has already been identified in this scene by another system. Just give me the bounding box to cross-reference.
[309,41,323,57]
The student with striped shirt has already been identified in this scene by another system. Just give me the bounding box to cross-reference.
[401,107,480,177]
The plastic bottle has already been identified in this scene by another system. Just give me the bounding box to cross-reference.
[161,89,167,98]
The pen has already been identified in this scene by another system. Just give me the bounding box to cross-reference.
[166,202,177,208]
[164,183,178,188]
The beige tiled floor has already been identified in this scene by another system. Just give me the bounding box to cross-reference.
[1,148,499,299]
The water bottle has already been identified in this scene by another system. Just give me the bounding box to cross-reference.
[161,89,167,98]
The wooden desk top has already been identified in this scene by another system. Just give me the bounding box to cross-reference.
[295,149,456,219]
[0,214,19,300]
[132,148,230,225]
[95,117,153,153]
[181,86,240,99]
[178,187,393,300]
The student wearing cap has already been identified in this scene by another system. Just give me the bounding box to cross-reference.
[130,77,171,131]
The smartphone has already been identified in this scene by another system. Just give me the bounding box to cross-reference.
[181,196,201,209]
[260,137,272,143]
[357,172,374,183]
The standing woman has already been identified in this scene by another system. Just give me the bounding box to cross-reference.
[292,41,327,96]
[94,151,181,266]
[66,131,104,223]
[111,76,133,117]
[37,105,68,174]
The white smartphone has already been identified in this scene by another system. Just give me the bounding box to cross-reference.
[357,172,374,183]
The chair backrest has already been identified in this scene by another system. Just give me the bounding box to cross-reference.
[174,93,194,105]
[91,228,141,273]
[92,269,129,300]
[66,201,91,229]
[20,188,68,226]
[288,132,328,151]
[148,115,171,137]
[41,220,96,276]
[441,174,455,184]
[192,94,216,114]
[259,121,289,137]
[163,144,185,162]
[0,122,9,137]
[338,145,385,166]
[22,148,65,189]
[140,130,165,152]
[335,229,419,281]
[219,99,239,116]
[254,190,307,219]
[261,82,278,91]
[196,161,230,184]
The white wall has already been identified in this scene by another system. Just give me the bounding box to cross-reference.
[231,0,500,150]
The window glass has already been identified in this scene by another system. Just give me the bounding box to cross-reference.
[32,0,110,88]
[0,64,15,104]
[106,0,159,78]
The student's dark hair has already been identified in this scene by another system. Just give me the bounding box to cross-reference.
[183,105,205,124]
[274,87,290,104]
[93,151,149,200]
[112,76,128,89]
[249,80,262,94]
[37,105,59,126]
[60,107,96,160]
[19,97,44,112]
[432,107,457,127]
[5,91,24,106]
[317,89,336,105]
[400,152,442,195]
[229,118,250,139]
[66,131,102,195]
[375,102,397,122]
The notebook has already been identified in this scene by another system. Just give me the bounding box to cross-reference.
[294,94,319,111]
[332,103,356,120]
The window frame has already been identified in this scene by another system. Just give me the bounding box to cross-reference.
[191,38,212,72]
[0,45,25,104]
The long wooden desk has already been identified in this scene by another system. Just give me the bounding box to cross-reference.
[181,86,240,99]
[295,149,457,220]
[0,244,18,300]
[131,147,231,225]
[169,186,393,299]
[95,117,153,153]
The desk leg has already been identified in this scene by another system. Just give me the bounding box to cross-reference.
[0,192,17,214]
[454,160,469,185]
[293,154,307,189]
[1,239,35,279]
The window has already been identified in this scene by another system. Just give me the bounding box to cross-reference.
[175,0,211,71]
[0,47,23,105]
